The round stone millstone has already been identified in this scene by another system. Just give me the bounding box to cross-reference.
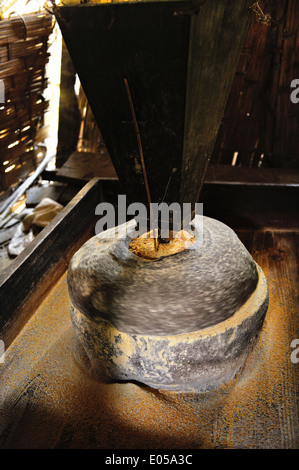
[67,216,269,392]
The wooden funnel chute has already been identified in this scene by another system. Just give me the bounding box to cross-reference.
[54,0,252,210]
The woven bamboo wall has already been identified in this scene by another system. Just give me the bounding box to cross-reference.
[0,12,54,192]
[211,0,299,169]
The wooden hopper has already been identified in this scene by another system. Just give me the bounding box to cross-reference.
[54,0,252,216]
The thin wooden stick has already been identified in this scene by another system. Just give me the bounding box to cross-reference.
[124,78,159,251]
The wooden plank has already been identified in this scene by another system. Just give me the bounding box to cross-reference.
[55,156,299,230]
[200,183,299,230]
[205,164,299,186]
[0,178,101,348]
[56,153,299,187]
[56,150,118,182]
[272,0,299,168]
[181,0,252,202]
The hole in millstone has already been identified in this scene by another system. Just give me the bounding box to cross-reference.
[129,230,195,260]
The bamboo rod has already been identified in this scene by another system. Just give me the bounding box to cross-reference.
[124,78,159,251]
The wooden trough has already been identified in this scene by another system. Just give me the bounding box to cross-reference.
[0,0,298,449]
[0,171,298,448]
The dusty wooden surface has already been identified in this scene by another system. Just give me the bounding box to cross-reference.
[0,229,298,449]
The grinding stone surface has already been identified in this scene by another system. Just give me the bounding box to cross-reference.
[67,216,258,336]
[69,264,268,391]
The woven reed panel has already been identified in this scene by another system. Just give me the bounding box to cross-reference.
[0,12,54,192]
[211,0,299,169]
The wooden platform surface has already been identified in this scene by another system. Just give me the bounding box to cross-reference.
[0,228,298,449]
[56,149,118,182]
